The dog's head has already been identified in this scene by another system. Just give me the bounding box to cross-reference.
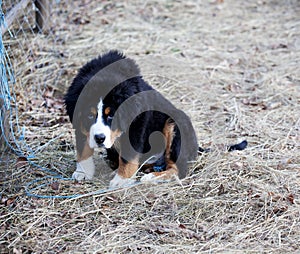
[67,50,143,149]
[85,97,121,149]
[75,86,147,150]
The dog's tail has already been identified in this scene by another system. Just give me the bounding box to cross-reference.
[198,140,248,154]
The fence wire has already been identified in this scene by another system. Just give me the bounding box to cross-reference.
[0,1,75,190]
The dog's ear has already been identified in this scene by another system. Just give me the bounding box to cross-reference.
[64,90,78,124]
[111,98,139,133]
[71,109,81,130]
[111,83,147,133]
[71,93,89,133]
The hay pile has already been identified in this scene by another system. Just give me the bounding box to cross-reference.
[1,0,299,252]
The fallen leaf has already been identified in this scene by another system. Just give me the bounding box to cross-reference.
[179,224,186,229]
[271,43,288,50]
[273,206,288,216]
[154,227,167,235]
[1,196,16,207]
[286,193,295,204]
[226,83,241,92]
[268,192,282,202]
[51,181,60,191]
[218,184,225,195]
[6,197,16,206]
[16,157,28,168]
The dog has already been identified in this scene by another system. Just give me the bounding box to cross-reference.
[64,50,247,188]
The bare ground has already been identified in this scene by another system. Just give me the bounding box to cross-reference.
[1,0,300,253]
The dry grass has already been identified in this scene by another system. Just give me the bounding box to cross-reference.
[1,0,300,253]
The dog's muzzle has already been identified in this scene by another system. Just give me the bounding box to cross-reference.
[94,133,106,146]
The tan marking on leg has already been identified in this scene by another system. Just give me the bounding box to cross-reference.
[163,119,175,162]
[77,136,94,162]
[117,157,139,179]
[150,119,179,180]
[151,161,179,180]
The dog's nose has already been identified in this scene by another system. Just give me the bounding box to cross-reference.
[94,134,106,145]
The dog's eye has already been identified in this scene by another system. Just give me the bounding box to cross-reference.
[88,114,94,120]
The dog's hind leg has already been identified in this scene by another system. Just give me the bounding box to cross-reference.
[141,119,180,182]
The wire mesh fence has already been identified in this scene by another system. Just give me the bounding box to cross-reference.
[0,0,76,193]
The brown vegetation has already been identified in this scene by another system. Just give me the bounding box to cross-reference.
[1,0,299,253]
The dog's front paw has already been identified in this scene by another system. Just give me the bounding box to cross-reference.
[109,174,136,188]
[140,173,156,182]
[72,157,95,181]
[72,170,93,181]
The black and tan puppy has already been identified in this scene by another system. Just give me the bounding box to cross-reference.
[65,50,246,188]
